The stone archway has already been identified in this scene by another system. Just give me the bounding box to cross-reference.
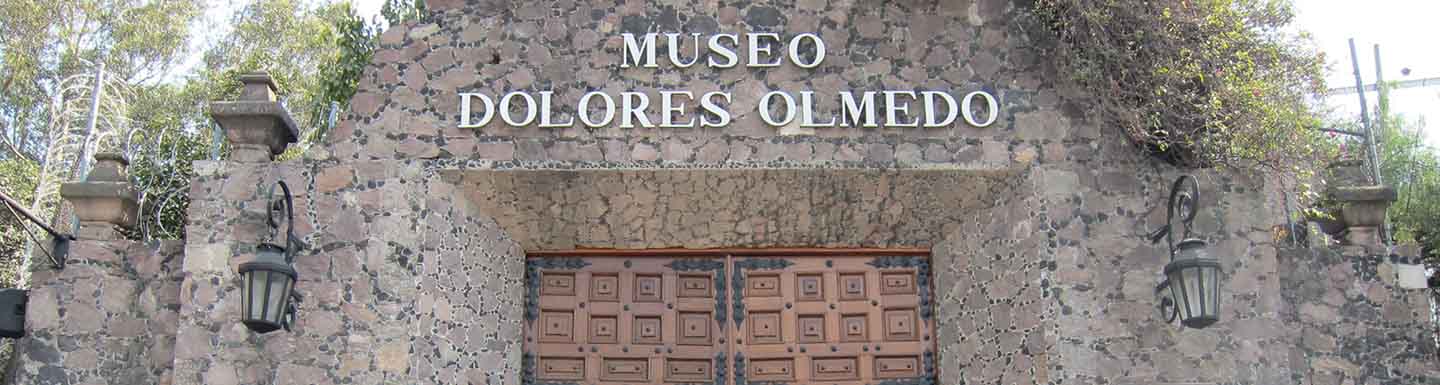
[432,166,1055,385]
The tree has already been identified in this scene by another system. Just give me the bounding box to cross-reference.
[1374,104,1440,262]
[0,0,200,281]
[0,0,201,161]
[1026,0,1330,171]
[123,0,423,235]
[0,0,423,256]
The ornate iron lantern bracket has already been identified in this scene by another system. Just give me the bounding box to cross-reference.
[239,180,305,333]
[265,181,307,263]
[1147,175,1222,328]
[1147,175,1200,257]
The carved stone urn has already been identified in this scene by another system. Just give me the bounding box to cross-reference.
[60,152,140,233]
[1330,185,1396,245]
[1319,159,1396,246]
[1324,158,1372,186]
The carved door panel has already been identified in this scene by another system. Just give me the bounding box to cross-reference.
[524,252,933,385]
[733,256,933,385]
[526,257,726,385]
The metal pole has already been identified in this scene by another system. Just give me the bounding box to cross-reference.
[1371,44,1387,184]
[1347,39,1380,185]
[0,190,74,241]
[1328,76,1440,95]
[67,60,105,235]
[210,122,224,160]
[77,61,104,181]
[1372,44,1392,247]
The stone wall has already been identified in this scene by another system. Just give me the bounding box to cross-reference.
[9,239,184,385]
[931,174,1051,384]
[1279,246,1440,384]
[171,160,526,385]
[1048,170,1302,385]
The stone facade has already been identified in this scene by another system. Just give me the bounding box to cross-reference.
[7,1,1439,385]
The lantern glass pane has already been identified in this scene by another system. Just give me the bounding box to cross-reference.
[266,273,291,324]
[1182,266,1201,321]
[1205,265,1221,317]
[250,271,269,321]
[1167,270,1185,320]
[282,277,294,321]
[241,271,253,319]
[1197,267,1209,316]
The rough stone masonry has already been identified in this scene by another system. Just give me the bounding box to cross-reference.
[7,1,1439,385]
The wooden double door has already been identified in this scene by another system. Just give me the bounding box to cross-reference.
[523,251,935,385]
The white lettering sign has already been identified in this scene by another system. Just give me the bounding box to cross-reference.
[459,33,1001,130]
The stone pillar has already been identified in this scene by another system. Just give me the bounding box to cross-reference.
[59,152,139,240]
[210,72,299,162]
[12,153,180,384]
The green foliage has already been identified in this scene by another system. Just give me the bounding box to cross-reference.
[199,0,347,136]
[381,0,427,26]
[1374,104,1440,262]
[1027,0,1330,171]
[123,82,217,239]
[316,6,375,141]
[1,0,394,245]
[134,0,391,233]
[0,159,39,288]
[0,0,202,158]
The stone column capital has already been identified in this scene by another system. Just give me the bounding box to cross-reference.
[1327,185,1397,247]
[209,72,299,162]
[60,153,139,240]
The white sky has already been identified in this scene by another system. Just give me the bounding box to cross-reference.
[1292,0,1440,147]
[353,0,384,22]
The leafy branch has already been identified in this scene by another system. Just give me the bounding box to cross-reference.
[1026,0,1330,171]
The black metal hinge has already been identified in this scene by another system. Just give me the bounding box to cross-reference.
[731,258,792,325]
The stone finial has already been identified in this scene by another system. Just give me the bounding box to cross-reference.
[61,152,140,239]
[87,152,130,182]
[237,73,279,102]
[209,72,299,162]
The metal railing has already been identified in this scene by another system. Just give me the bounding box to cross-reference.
[0,190,71,269]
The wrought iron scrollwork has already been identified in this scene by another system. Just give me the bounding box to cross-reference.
[666,258,728,326]
[523,257,590,320]
[125,126,193,241]
[867,256,933,319]
[731,258,792,325]
[1147,175,1200,260]
[1147,175,1200,323]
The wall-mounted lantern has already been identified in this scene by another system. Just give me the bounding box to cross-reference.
[238,181,304,333]
[1148,175,1222,329]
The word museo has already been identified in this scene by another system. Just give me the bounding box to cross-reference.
[458,33,999,129]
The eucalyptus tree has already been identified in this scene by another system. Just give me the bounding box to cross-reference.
[0,0,200,280]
